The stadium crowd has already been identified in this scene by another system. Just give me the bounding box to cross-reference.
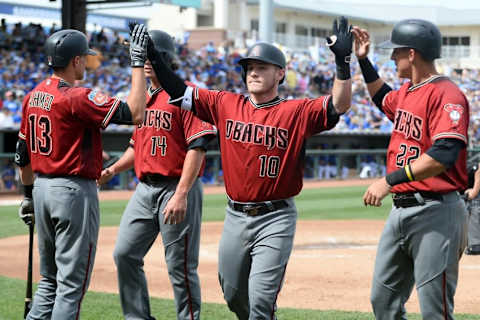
[0,20,479,189]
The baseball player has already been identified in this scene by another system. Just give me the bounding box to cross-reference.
[353,19,469,319]
[464,161,480,255]
[143,17,353,320]
[15,25,148,319]
[98,30,216,320]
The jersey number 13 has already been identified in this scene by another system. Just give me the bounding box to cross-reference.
[29,114,52,155]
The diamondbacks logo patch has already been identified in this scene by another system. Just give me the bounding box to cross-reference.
[88,90,108,106]
[443,103,464,125]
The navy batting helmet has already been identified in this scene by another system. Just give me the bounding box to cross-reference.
[378,19,442,61]
[45,29,97,68]
[238,42,286,84]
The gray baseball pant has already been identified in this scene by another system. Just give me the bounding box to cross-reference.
[218,197,297,320]
[26,176,99,320]
[114,178,202,320]
[370,191,467,320]
[466,198,480,247]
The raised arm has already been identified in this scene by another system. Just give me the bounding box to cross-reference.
[146,38,189,108]
[352,26,392,112]
[126,24,148,124]
[326,16,353,114]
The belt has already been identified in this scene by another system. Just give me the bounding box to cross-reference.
[140,174,178,185]
[228,199,289,216]
[392,191,443,208]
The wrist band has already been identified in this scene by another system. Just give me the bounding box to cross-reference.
[386,167,411,186]
[405,164,415,182]
[358,58,380,83]
[24,184,33,198]
[335,57,350,80]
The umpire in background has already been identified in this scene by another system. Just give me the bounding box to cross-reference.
[464,160,480,254]
[15,26,148,319]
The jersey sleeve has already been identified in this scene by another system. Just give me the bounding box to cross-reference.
[70,88,122,129]
[191,87,226,126]
[18,92,31,141]
[181,109,217,144]
[429,89,468,144]
[381,89,399,121]
[300,95,336,136]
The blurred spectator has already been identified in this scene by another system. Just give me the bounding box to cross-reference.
[2,20,480,146]
[1,160,16,191]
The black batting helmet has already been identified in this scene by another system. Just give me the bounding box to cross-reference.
[149,30,177,68]
[378,19,442,61]
[45,29,96,68]
[238,42,286,84]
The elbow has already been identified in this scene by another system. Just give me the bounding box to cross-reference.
[128,99,146,124]
[131,111,144,125]
[334,101,351,114]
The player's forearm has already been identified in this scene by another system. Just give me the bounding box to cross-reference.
[175,148,205,196]
[331,78,352,114]
[148,49,187,105]
[110,147,135,174]
[358,58,391,110]
[365,79,385,99]
[19,164,34,185]
[127,68,147,124]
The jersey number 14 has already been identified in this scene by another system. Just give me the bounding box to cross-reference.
[151,136,167,156]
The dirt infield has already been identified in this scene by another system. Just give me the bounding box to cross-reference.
[1,179,479,314]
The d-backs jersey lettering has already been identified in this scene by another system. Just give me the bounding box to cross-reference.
[191,87,336,202]
[130,88,216,180]
[18,78,122,179]
[382,75,469,193]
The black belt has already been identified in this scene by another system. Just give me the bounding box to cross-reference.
[392,191,443,208]
[228,199,288,216]
[141,174,178,185]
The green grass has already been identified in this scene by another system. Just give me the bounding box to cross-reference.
[1,185,477,319]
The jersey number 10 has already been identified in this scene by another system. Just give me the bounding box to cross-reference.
[259,155,280,178]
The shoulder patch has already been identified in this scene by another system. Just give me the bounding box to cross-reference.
[443,103,464,125]
[88,90,109,106]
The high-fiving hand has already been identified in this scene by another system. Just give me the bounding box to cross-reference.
[352,26,371,60]
[129,23,148,67]
[326,16,353,64]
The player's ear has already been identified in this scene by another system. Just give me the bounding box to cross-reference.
[408,49,416,63]
[276,67,285,84]
[72,55,82,68]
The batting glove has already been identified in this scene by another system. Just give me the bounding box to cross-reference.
[326,16,353,80]
[19,197,34,226]
[129,23,148,68]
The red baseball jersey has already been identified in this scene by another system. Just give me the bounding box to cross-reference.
[131,88,216,180]
[382,75,469,193]
[191,87,335,202]
[18,77,122,179]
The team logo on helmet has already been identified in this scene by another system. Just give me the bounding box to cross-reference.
[47,56,53,66]
[443,103,464,125]
[88,90,108,106]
